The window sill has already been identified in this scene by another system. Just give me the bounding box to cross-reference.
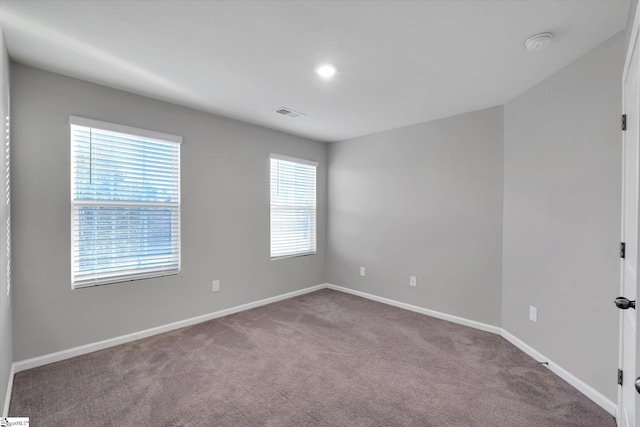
[271,252,316,261]
[72,270,180,289]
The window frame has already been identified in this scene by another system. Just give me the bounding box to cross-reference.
[269,153,318,260]
[69,116,182,289]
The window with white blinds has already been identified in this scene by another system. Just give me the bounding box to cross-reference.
[270,154,317,259]
[4,113,9,298]
[70,117,181,288]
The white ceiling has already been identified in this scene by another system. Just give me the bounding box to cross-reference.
[0,0,630,142]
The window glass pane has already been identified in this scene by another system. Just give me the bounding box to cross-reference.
[270,156,317,258]
[71,120,181,288]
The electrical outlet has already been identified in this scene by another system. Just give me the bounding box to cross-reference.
[360,267,366,277]
[529,305,537,323]
[409,276,417,287]
[212,280,220,292]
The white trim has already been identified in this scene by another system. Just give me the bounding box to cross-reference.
[501,329,617,416]
[269,153,318,167]
[328,284,617,416]
[6,282,618,419]
[13,283,326,373]
[69,116,182,144]
[271,251,317,261]
[326,283,502,335]
[619,4,640,425]
[2,362,14,417]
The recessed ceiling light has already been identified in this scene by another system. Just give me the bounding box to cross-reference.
[525,32,553,52]
[315,63,337,79]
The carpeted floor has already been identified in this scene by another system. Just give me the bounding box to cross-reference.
[10,289,615,426]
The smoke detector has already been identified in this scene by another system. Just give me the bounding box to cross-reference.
[273,107,305,118]
[525,32,553,52]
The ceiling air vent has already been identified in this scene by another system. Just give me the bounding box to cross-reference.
[274,107,305,118]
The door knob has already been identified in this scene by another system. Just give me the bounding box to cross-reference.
[614,297,636,310]
[636,377,640,394]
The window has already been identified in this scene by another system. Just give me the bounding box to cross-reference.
[270,154,317,259]
[70,117,181,288]
[3,110,9,298]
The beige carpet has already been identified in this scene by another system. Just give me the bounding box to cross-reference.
[10,289,615,426]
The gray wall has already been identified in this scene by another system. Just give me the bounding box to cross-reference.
[11,64,327,361]
[626,0,638,52]
[0,26,11,414]
[502,32,624,402]
[327,106,504,326]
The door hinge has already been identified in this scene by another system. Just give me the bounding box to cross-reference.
[621,242,626,259]
[622,114,627,131]
[618,369,624,386]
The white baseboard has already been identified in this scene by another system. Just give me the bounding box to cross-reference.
[327,284,616,417]
[6,282,617,419]
[326,283,502,335]
[2,362,14,417]
[13,283,327,373]
[501,329,617,416]
[12,282,500,374]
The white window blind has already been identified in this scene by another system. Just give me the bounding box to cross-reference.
[270,154,317,259]
[3,113,9,298]
[70,117,181,288]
